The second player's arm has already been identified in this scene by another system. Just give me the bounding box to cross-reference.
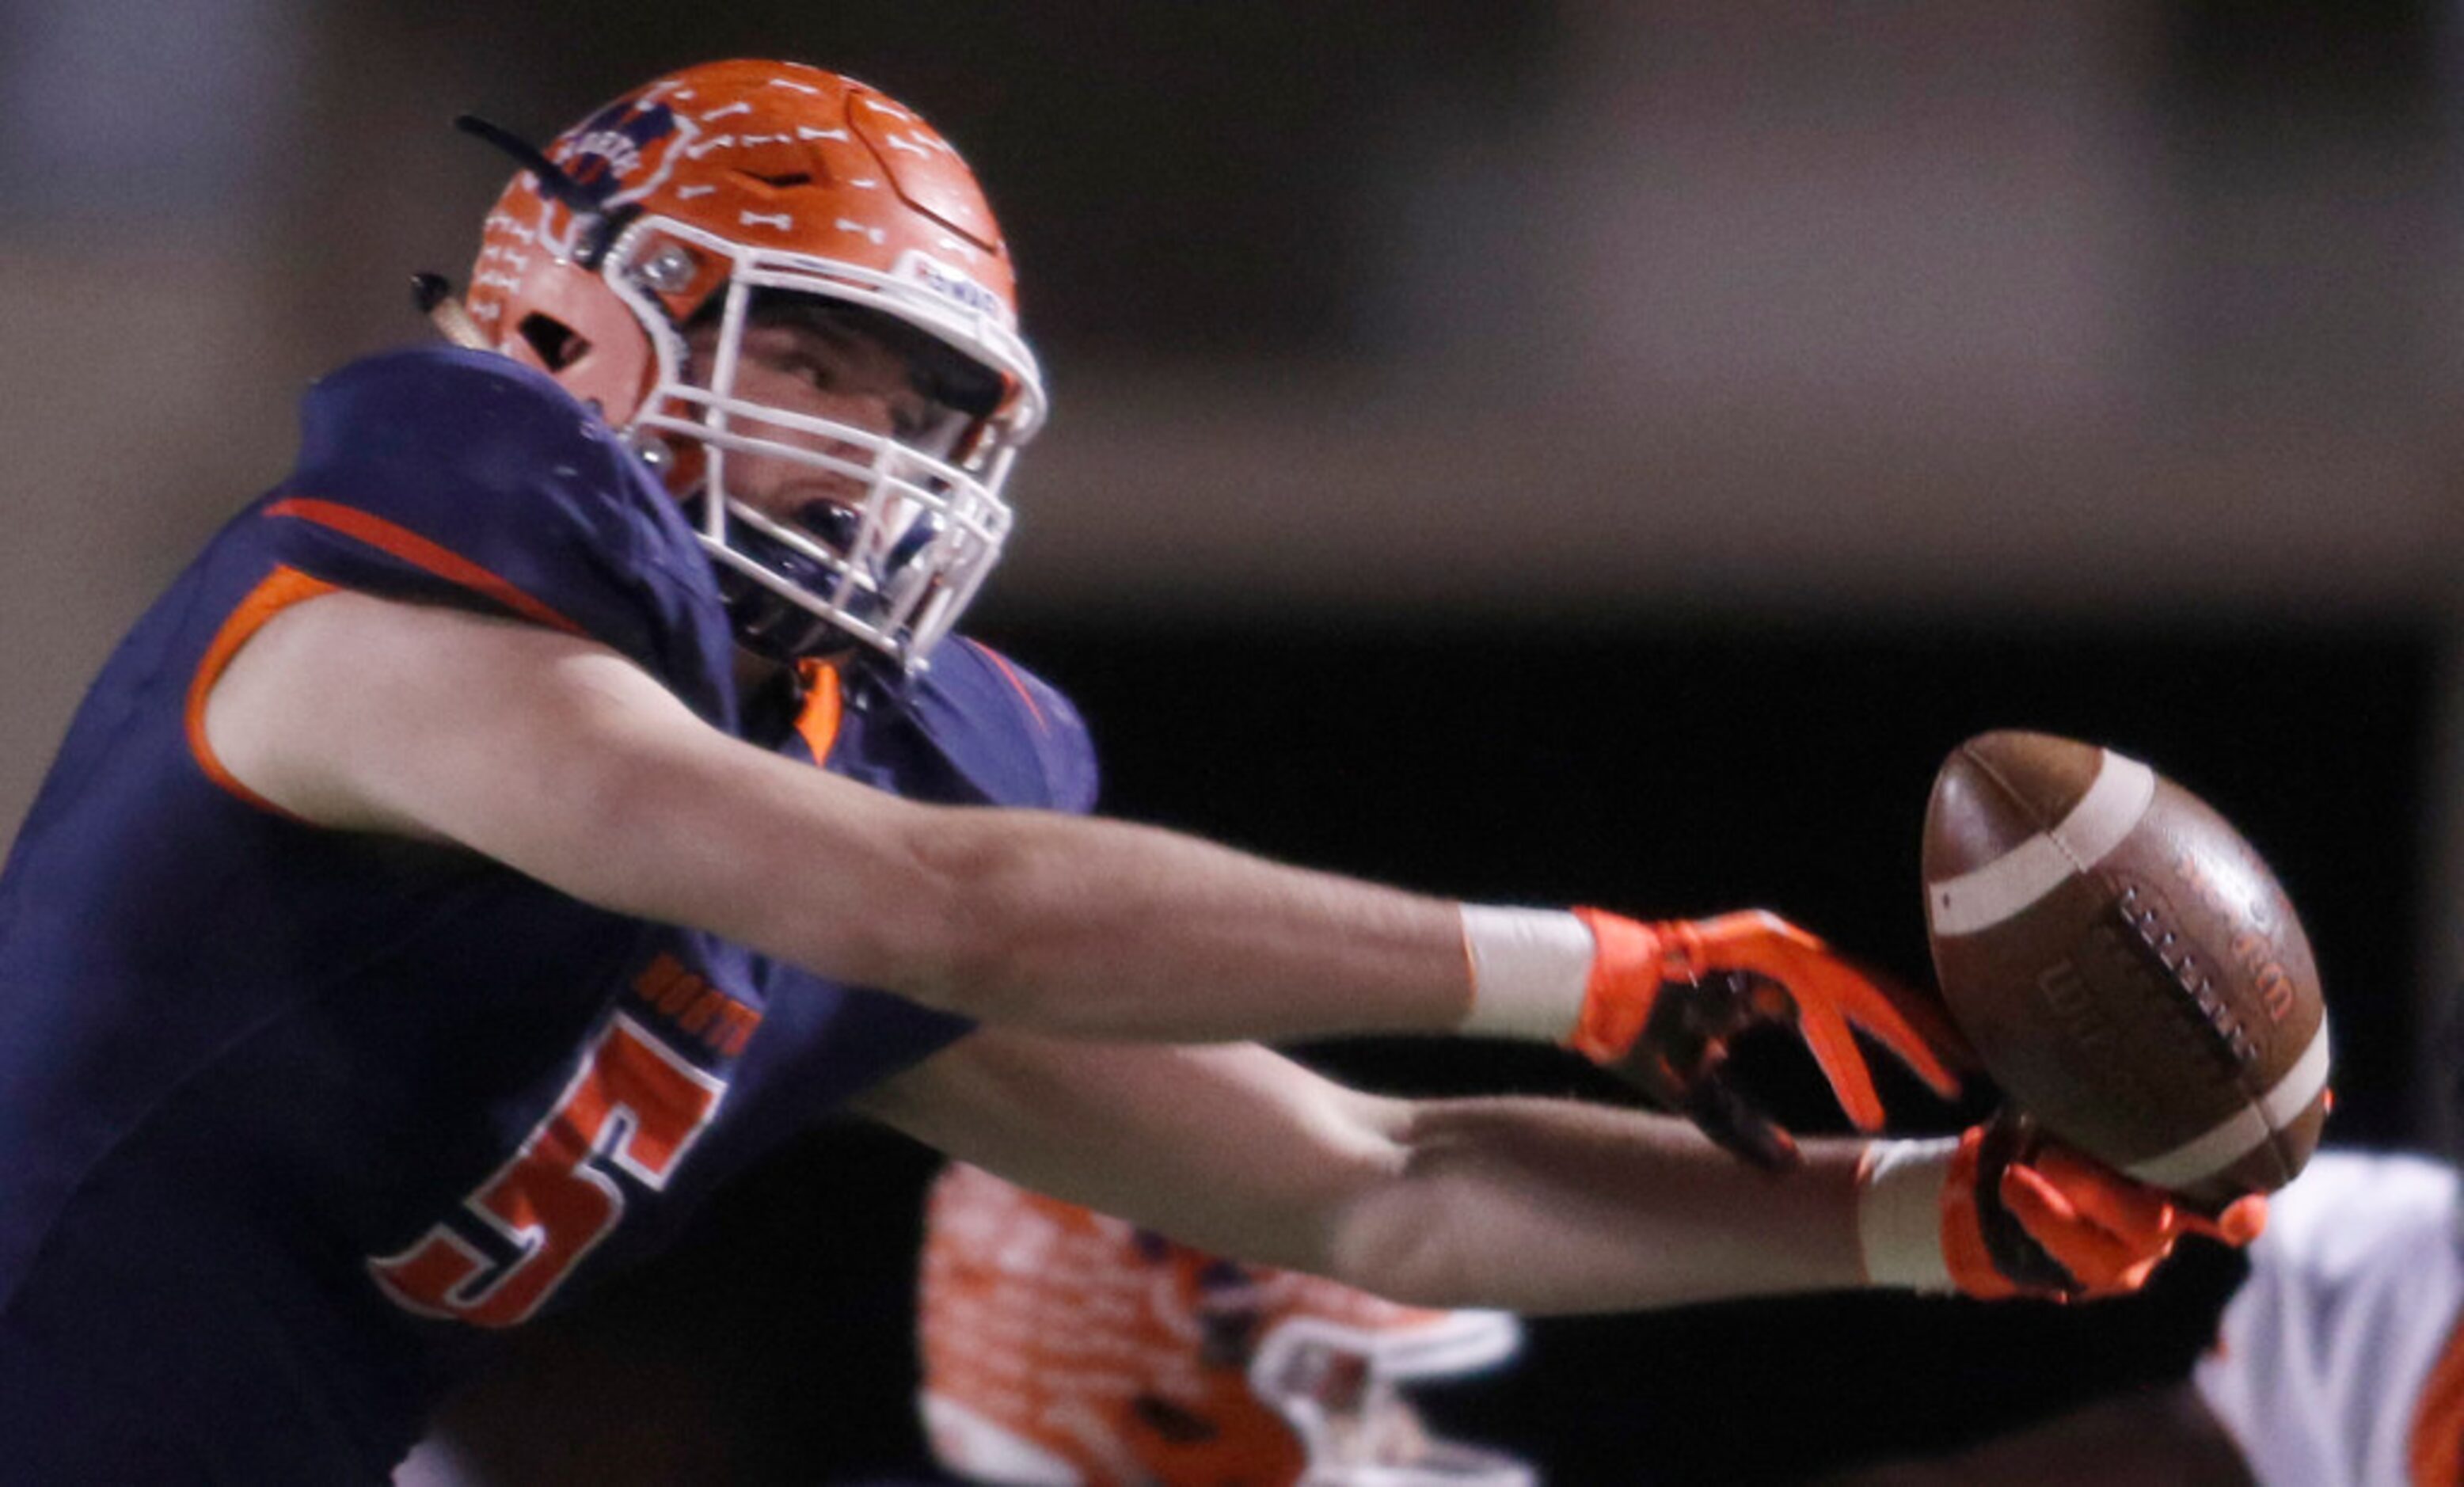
[854,1028,1872,1312]
[205,592,1472,1043]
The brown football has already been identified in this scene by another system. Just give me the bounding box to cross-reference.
[1922,730,2329,1206]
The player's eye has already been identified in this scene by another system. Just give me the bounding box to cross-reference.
[895,399,976,459]
[777,347,841,391]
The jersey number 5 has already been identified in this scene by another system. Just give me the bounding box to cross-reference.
[371,1014,726,1328]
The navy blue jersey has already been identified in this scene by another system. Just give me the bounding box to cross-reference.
[0,346,1096,1483]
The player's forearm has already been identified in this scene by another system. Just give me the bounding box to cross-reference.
[863,1036,1876,1314]
[826,807,1475,1041]
[629,740,1484,1040]
[556,706,1486,1046]
[1318,1097,1870,1313]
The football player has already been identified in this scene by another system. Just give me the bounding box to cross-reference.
[0,59,2257,1483]
[1827,1147,2464,1487]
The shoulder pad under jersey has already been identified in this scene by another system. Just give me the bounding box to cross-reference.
[899,640,1099,813]
[255,344,736,726]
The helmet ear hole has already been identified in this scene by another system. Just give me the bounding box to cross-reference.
[1130,1394,1219,1445]
[517,313,591,371]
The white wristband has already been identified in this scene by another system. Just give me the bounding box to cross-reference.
[1457,904,1595,1042]
[1855,1136,1960,1292]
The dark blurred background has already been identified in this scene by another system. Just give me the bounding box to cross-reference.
[4,2,2460,1481]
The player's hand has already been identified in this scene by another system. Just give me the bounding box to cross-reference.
[1568,908,1965,1171]
[1930,1116,2265,1301]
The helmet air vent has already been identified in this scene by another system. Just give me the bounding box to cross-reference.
[516,313,590,372]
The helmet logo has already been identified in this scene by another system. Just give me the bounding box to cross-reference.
[557,97,683,198]
[899,251,1007,325]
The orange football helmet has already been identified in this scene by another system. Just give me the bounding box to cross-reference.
[462,59,1045,671]
[917,1164,1534,1487]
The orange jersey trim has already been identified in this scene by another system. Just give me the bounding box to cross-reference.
[960,639,1048,732]
[264,497,585,636]
[793,660,844,763]
[184,565,340,818]
[2411,1308,2464,1485]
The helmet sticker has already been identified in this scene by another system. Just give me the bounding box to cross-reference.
[557,97,681,196]
[896,250,1008,324]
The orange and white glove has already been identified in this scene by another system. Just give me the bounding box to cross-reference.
[1857,1115,2268,1300]
[1459,905,1965,1172]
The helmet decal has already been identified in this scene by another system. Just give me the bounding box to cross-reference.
[557,96,683,200]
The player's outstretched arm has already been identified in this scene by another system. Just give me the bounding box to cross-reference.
[853,1029,1876,1312]
[860,1032,2257,1314]
[205,592,1946,1151]
[857,1036,2247,1311]
[207,593,1465,1042]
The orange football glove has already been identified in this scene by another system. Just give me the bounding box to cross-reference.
[1569,907,1965,1171]
[1940,1116,2266,1301]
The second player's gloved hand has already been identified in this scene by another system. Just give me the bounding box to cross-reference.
[1567,908,1965,1171]
[1859,1114,2268,1301]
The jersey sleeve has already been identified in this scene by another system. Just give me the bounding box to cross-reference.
[251,344,738,725]
[2190,1150,2464,1486]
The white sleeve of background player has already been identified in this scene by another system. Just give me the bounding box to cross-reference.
[2191,1150,2464,1487]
